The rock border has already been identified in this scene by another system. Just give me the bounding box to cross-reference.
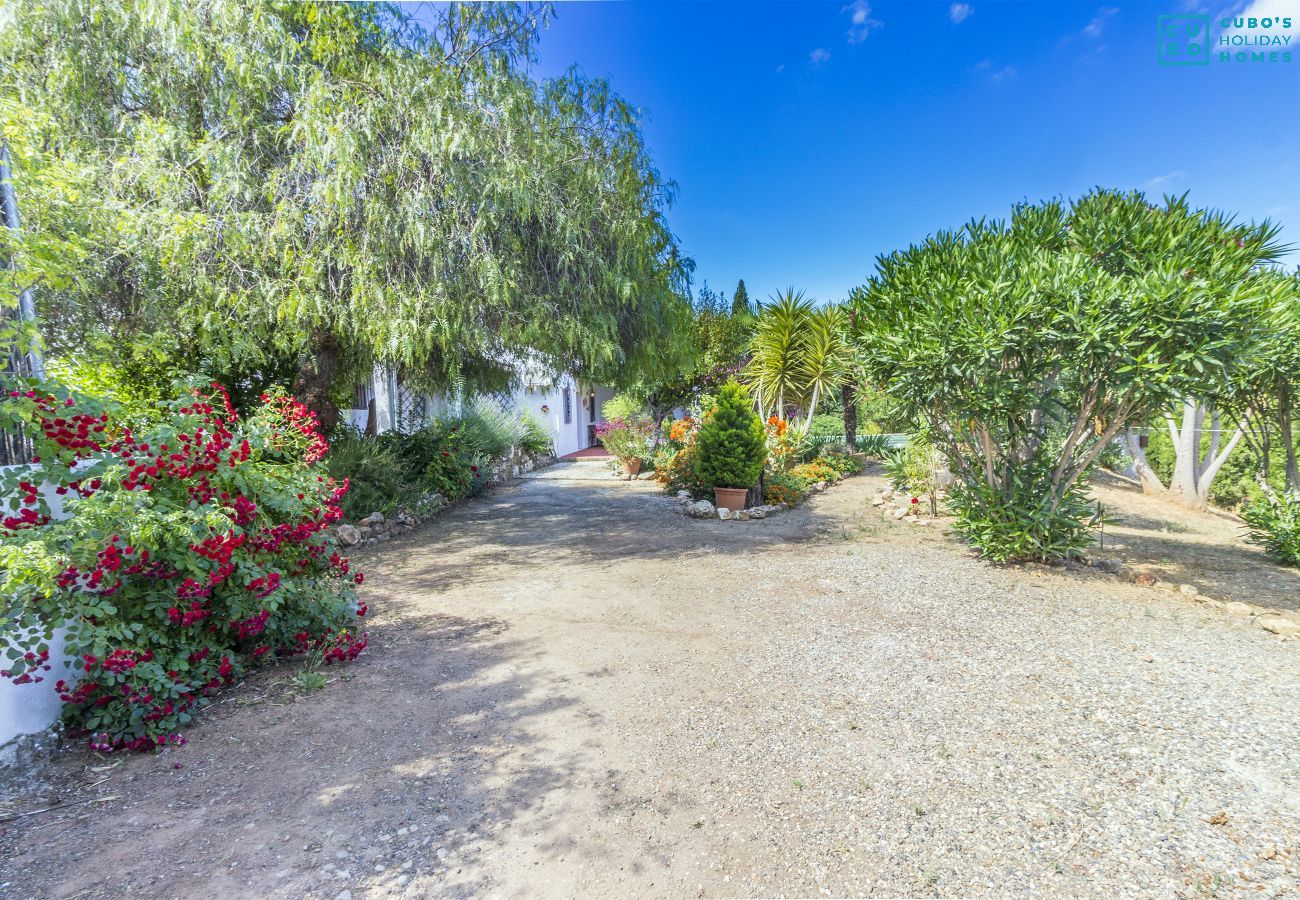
[871,487,947,526]
[674,491,789,521]
[333,449,555,549]
[1084,555,1300,640]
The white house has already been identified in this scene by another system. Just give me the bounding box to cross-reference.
[344,364,616,459]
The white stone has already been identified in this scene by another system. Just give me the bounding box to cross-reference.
[336,524,361,547]
[1257,615,1300,636]
[688,500,715,518]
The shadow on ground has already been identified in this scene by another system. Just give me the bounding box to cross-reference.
[0,608,590,898]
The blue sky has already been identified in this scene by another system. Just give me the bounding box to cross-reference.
[526,0,1300,304]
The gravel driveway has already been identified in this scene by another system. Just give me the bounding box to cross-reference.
[3,461,1297,898]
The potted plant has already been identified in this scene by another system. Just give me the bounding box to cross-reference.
[695,380,767,510]
[594,417,653,477]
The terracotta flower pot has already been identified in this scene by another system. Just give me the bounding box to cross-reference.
[713,486,749,511]
[621,458,642,477]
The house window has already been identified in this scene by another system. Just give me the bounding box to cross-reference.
[562,387,572,424]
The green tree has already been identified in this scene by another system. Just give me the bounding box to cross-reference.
[745,290,851,428]
[624,283,752,433]
[851,189,1281,561]
[694,380,766,489]
[747,289,813,420]
[1,1,691,430]
[731,279,752,317]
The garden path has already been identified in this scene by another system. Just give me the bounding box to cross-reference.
[2,461,1297,898]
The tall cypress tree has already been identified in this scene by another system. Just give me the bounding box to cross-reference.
[731,279,752,317]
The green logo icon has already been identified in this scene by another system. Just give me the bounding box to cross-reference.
[1158,15,1210,65]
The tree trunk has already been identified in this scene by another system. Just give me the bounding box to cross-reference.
[1167,399,1246,511]
[746,472,765,509]
[1280,380,1299,496]
[293,329,343,436]
[364,397,378,436]
[1124,429,1167,495]
[841,382,857,450]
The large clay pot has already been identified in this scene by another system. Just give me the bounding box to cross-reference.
[621,458,642,477]
[713,486,749,511]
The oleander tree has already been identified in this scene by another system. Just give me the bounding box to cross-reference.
[1222,269,1300,498]
[1,1,691,430]
[850,189,1282,561]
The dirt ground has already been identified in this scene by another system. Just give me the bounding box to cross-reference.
[1,461,1297,898]
[1088,471,1300,617]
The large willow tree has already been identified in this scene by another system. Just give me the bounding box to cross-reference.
[1,1,691,428]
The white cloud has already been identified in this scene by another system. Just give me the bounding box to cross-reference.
[1220,0,1300,39]
[843,0,881,43]
[776,63,786,73]
[975,59,1018,82]
[1083,6,1119,38]
[1143,171,1186,191]
[809,47,832,65]
[950,3,973,24]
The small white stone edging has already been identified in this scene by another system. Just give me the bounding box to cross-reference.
[673,491,789,521]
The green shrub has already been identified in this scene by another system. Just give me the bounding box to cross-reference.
[517,411,553,456]
[818,451,862,478]
[808,414,844,439]
[763,470,808,506]
[327,430,416,519]
[947,463,1101,563]
[456,398,525,460]
[694,381,766,489]
[1242,494,1300,566]
[884,436,940,494]
[595,416,654,462]
[326,397,553,518]
[855,433,891,458]
[601,392,645,422]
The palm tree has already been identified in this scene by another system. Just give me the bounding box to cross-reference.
[744,290,852,428]
[797,305,853,431]
[746,289,813,419]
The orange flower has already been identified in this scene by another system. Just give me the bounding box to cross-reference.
[668,417,695,442]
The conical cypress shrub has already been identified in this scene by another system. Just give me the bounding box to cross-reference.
[695,380,767,489]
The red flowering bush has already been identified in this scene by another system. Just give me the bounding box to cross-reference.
[0,381,366,752]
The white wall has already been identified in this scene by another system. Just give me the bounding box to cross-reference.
[342,365,611,459]
[1,468,77,749]
[513,375,587,458]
